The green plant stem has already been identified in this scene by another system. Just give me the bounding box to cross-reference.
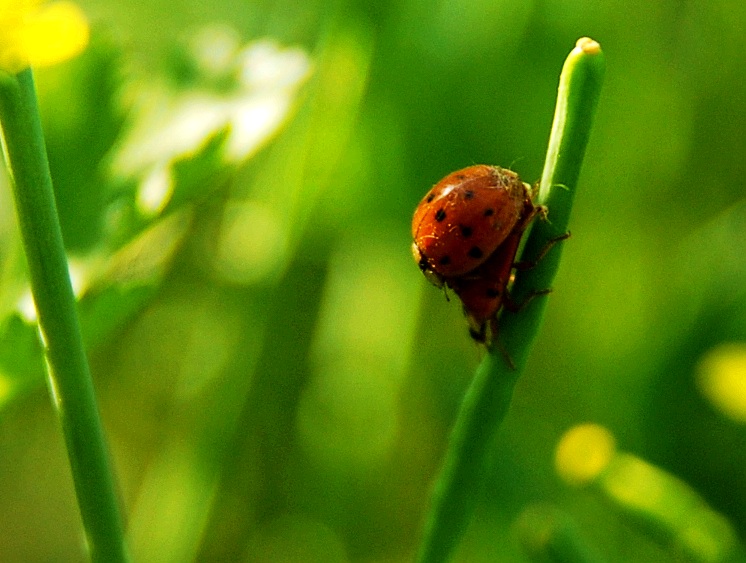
[416,38,605,563]
[596,454,744,562]
[0,69,129,562]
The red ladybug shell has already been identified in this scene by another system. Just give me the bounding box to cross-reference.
[449,193,540,342]
[448,226,523,339]
[411,165,529,280]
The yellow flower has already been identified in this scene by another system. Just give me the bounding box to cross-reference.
[0,0,89,73]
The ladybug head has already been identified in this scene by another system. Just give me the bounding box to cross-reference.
[411,241,445,288]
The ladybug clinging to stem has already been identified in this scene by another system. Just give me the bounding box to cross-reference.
[411,165,531,284]
[412,164,558,354]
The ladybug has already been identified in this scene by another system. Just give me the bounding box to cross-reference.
[412,165,564,357]
[411,165,531,285]
[448,195,541,344]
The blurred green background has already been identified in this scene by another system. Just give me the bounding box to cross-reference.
[1,0,745,561]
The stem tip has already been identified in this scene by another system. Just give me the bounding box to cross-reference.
[575,37,601,55]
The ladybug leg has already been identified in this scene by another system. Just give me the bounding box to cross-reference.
[513,231,570,271]
[467,317,487,343]
[488,318,516,370]
[502,288,553,313]
[468,325,487,343]
[442,284,450,302]
[518,201,545,227]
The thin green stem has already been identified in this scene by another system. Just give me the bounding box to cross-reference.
[0,69,129,562]
[597,454,744,562]
[416,38,605,563]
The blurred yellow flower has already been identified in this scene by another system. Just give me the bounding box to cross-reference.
[0,0,88,73]
[555,423,616,487]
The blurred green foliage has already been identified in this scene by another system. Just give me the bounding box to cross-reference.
[0,0,745,561]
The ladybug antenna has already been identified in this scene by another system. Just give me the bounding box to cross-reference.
[507,156,525,171]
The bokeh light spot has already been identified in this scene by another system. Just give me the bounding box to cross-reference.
[697,342,746,423]
[555,423,616,486]
[0,376,12,406]
[136,165,173,216]
[212,200,288,285]
[602,455,667,515]
[297,235,422,473]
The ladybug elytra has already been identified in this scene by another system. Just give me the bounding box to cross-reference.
[411,165,530,284]
[449,195,540,343]
[411,164,543,348]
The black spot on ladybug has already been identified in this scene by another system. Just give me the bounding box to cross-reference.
[484,208,494,217]
[459,225,473,238]
[486,288,500,298]
[425,192,435,203]
[435,209,446,222]
[464,190,475,200]
[439,255,451,266]
[455,174,466,180]
[468,246,483,260]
